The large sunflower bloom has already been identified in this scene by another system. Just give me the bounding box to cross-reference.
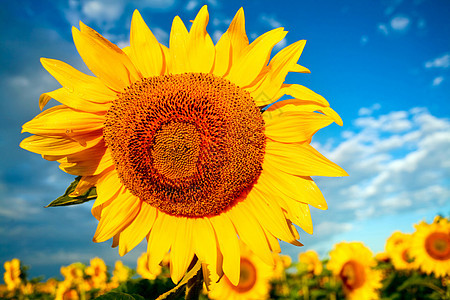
[327,242,382,300]
[207,242,274,300]
[20,6,346,284]
[410,216,450,277]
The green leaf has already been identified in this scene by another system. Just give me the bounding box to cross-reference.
[156,259,202,300]
[46,176,97,207]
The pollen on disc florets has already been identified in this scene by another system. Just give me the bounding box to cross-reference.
[103,73,265,217]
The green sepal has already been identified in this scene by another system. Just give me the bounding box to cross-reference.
[46,176,97,207]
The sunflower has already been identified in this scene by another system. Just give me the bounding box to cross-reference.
[327,242,382,300]
[410,216,450,277]
[111,261,132,284]
[20,6,346,284]
[298,250,323,276]
[385,231,414,271]
[3,258,21,291]
[207,241,274,300]
[85,258,107,289]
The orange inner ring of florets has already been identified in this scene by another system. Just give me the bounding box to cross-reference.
[103,73,265,217]
[227,258,257,293]
[339,260,366,291]
[425,232,450,261]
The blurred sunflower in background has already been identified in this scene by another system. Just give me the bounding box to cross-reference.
[136,252,162,280]
[410,216,450,277]
[327,242,382,300]
[3,259,21,291]
[20,5,346,285]
[385,231,414,271]
[298,250,323,276]
[207,242,274,300]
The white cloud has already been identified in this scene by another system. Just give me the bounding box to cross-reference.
[274,38,287,51]
[212,30,223,44]
[390,15,410,31]
[425,54,450,69]
[260,14,282,28]
[432,76,444,86]
[315,221,353,236]
[315,107,450,224]
[81,0,124,26]
[358,103,381,116]
[377,23,389,35]
[185,0,198,11]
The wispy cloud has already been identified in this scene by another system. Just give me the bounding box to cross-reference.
[390,15,410,32]
[260,14,283,28]
[432,76,444,86]
[425,53,450,69]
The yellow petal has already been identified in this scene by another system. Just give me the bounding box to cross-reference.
[130,10,164,77]
[70,167,114,197]
[265,141,348,177]
[40,58,117,104]
[94,168,122,209]
[58,142,113,176]
[265,231,281,253]
[291,64,310,73]
[260,165,328,210]
[250,40,306,104]
[227,7,249,64]
[264,110,334,143]
[227,202,273,265]
[170,217,195,284]
[187,5,215,73]
[213,31,231,76]
[72,24,140,91]
[119,202,156,256]
[192,218,217,265]
[22,105,104,137]
[209,214,240,285]
[20,132,103,156]
[147,212,175,274]
[93,190,141,243]
[276,84,330,106]
[168,16,190,74]
[39,88,111,112]
[246,188,301,245]
[227,28,287,87]
[266,98,343,126]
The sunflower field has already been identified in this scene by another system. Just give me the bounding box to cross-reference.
[2,215,449,300]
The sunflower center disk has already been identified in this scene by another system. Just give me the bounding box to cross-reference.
[229,258,257,293]
[340,260,366,290]
[425,232,450,260]
[103,73,265,217]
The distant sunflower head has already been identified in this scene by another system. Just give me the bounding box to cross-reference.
[3,259,22,291]
[207,242,274,300]
[136,252,161,280]
[385,231,414,271]
[410,216,450,277]
[20,5,347,284]
[327,242,382,300]
[298,250,323,276]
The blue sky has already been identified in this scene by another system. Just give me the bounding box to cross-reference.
[1,0,449,281]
